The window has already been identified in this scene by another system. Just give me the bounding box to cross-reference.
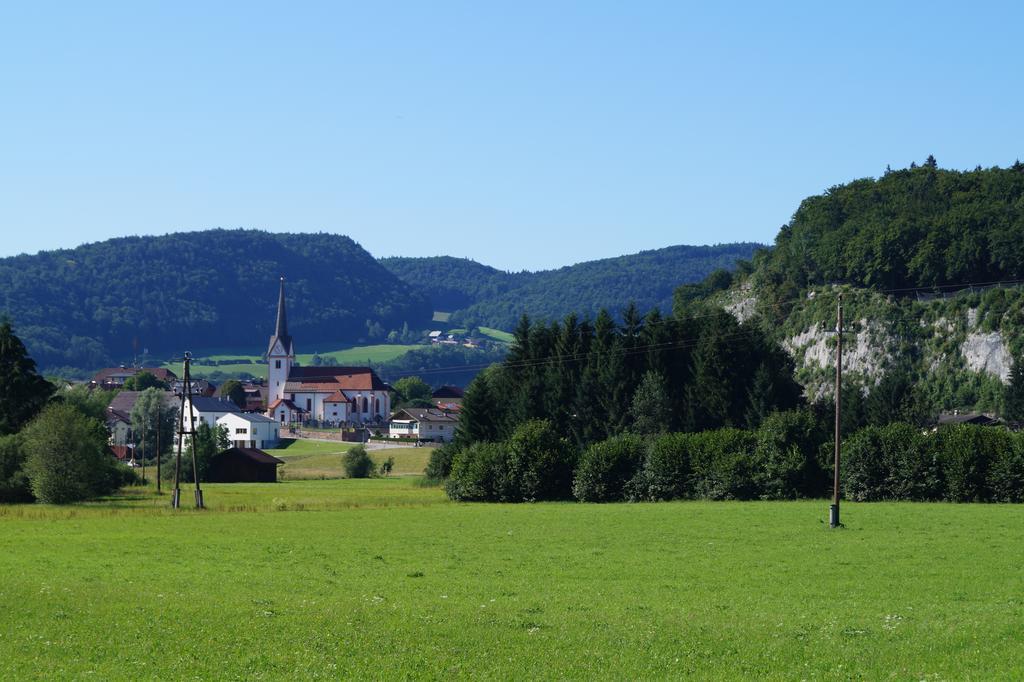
[362,397,368,413]
[235,428,248,435]
[275,360,281,369]
[306,398,312,411]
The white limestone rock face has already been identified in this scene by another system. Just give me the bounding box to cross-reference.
[961,331,1013,383]
[724,296,757,324]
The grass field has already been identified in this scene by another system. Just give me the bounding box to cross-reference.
[266,438,432,479]
[478,326,514,343]
[159,344,421,379]
[1,487,1023,679]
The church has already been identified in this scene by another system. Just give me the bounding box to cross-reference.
[265,278,391,426]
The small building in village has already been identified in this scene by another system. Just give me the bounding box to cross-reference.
[216,412,281,449]
[388,407,458,443]
[91,367,177,390]
[431,385,464,412]
[265,278,390,426]
[206,448,284,483]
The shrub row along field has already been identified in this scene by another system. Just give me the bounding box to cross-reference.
[1,480,1022,678]
[443,414,1024,503]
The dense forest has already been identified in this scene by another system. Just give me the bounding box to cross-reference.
[0,230,430,373]
[755,160,1024,303]
[382,243,763,330]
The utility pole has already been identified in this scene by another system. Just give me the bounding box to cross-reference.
[141,420,147,489]
[172,352,205,509]
[830,293,844,528]
[155,410,161,494]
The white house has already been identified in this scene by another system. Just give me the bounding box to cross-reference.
[388,408,458,443]
[216,412,281,450]
[265,278,391,426]
[182,395,243,428]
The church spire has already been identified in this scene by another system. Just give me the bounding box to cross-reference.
[267,277,294,357]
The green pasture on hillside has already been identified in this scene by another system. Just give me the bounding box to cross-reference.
[159,344,421,379]
[478,326,513,343]
[1,485,1022,679]
[265,438,432,479]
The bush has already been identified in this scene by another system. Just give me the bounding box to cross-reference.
[689,429,759,500]
[445,442,511,501]
[425,442,459,480]
[934,425,1007,502]
[572,434,646,502]
[0,434,33,503]
[989,436,1024,502]
[343,445,375,479]
[506,420,577,501]
[843,424,939,501]
[752,409,830,499]
[636,432,695,501]
[21,403,125,504]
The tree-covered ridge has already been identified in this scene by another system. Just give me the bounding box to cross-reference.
[756,161,1024,299]
[0,229,431,373]
[383,243,764,330]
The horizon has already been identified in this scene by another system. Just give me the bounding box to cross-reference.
[0,226,770,273]
[3,3,1023,270]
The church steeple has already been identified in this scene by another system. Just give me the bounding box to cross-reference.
[267,277,294,357]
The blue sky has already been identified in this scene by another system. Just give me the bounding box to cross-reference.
[1,2,1021,271]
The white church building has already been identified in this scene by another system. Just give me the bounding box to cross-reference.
[265,278,391,426]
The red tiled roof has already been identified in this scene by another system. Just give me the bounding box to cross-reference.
[268,398,302,412]
[324,391,349,403]
[91,367,177,384]
[285,366,387,392]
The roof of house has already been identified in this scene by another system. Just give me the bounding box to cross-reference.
[324,391,349,403]
[92,367,178,384]
[284,366,387,393]
[219,448,285,465]
[268,398,302,412]
[218,412,278,424]
[107,390,178,417]
[187,396,244,413]
[431,385,464,399]
[391,408,459,424]
[937,412,1000,426]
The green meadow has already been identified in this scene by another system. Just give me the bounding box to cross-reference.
[159,343,421,379]
[266,438,433,479]
[1,482,1022,679]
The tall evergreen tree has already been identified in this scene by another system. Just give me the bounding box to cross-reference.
[629,370,672,436]
[1004,357,1024,422]
[455,368,504,445]
[0,319,53,436]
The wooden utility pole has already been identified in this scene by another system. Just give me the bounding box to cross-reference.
[830,293,844,528]
[141,420,147,488]
[155,412,161,494]
[172,353,205,509]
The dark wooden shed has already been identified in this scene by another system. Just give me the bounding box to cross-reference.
[207,448,284,483]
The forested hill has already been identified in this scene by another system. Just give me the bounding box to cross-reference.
[382,243,764,329]
[0,230,430,374]
[754,161,1024,301]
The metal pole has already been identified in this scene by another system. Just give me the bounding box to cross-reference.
[830,293,843,528]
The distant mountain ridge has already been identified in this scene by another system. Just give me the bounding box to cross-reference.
[381,243,764,329]
[0,229,430,374]
[0,230,762,376]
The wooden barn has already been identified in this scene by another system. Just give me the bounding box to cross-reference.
[206,448,284,483]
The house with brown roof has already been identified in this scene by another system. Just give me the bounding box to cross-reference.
[90,366,177,390]
[388,408,458,443]
[265,278,391,426]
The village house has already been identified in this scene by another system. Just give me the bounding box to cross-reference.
[265,278,390,426]
[206,448,284,483]
[90,366,177,390]
[105,390,178,446]
[216,412,281,449]
[431,385,464,412]
[388,407,458,443]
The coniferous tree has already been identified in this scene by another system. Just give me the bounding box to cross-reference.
[0,319,53,436]
[455,369,503,445]
[685,315,735,430]
[1004,358,1024,422]
[744,362,777,429]
[629,370,672,436]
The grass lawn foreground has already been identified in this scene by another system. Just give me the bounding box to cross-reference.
[1,483,1022,679]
